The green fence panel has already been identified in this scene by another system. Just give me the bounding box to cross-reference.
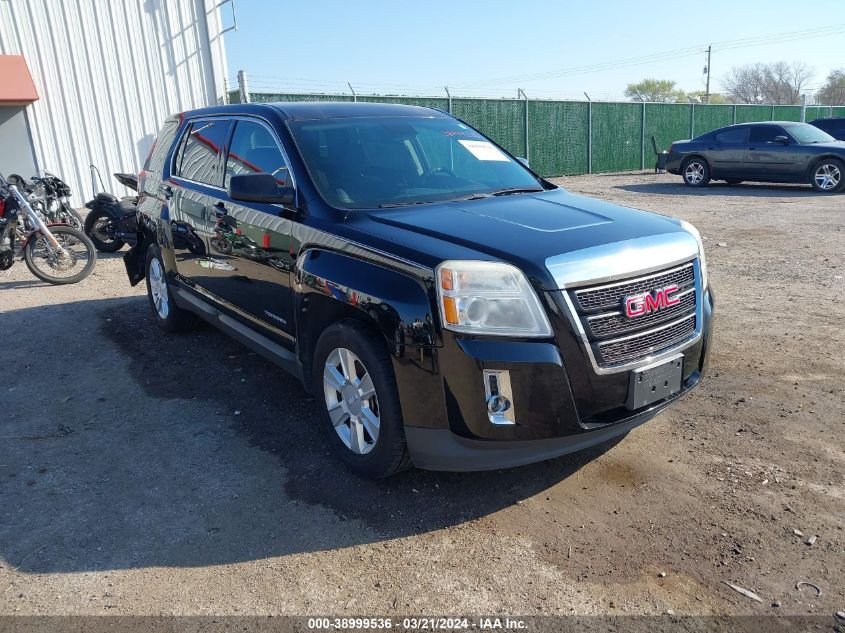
[692,104,733,137]
[249,92,355,103]
[527,100,588,176]
[645,103,692,153]
[357,95,449,110]
[591,102,642,172]
[734,104,773,123]
[772,105,802,121]
[450,98,526,158]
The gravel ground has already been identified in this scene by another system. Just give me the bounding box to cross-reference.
[0,172,842,619]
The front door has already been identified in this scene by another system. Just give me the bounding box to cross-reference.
[208,118,297,344]
[168,118,232,291]
[745,125,803,179]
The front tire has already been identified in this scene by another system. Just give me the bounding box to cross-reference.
[681,158,711,187]
[810,158,844,193]
[145,244,197,333]
[313,321,411,478]
[23,226,96,284]
[84,209,125,252]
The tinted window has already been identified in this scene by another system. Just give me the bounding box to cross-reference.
[174,119,230,186]
[225,120,289,188]
[287,116,541,210]
[749,125,785,144]
[715,128,747,144]
[145,118,179,174]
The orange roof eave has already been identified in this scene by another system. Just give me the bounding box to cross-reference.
[0,55,38,104]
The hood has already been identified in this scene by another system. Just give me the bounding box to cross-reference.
[807,140,845,151]
[360,188,689,289]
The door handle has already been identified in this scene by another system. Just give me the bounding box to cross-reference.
[161,185,173,199]
[214,202,227,218]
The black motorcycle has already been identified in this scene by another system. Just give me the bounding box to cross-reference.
[83,166,138,253]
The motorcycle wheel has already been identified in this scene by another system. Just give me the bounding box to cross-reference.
[59,204,84,231]
[24,226,97,285]
[84,208,125,252]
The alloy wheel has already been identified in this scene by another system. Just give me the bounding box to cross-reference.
[684,162,705,185]
[148,257,169,319]
[814,163,841,191]
[323,347,380,455]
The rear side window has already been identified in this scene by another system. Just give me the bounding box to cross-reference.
[715,128,747,144]
[174,119,230,186]
[144,118,179,174]
[224,120,289,188]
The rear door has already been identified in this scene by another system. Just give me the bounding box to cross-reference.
[208,117,297,344]
[745,125,804,179]
[707,127,748,177]
[169,118,232,290]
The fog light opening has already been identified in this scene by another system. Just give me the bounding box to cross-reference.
[483,369,516,426]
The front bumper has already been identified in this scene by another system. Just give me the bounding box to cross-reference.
[403,287,714,471]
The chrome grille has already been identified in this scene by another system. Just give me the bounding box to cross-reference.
[566,261,699,370]
[586,289,695,339]
[574,263,695,313]
[596,315,696,366]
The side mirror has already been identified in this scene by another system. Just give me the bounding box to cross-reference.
[228,173,295,206]
[773,135,789,144]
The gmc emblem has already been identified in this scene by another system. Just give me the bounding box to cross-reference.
[624,285,680,318]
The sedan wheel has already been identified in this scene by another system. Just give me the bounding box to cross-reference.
[812,160,843,192]
[682,159,710,187]
[323,347,380,455]
[148,257,169,319]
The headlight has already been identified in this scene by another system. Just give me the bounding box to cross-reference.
[436,260,552,337]
[680,220,708,289]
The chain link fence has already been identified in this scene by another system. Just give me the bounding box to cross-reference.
[232,90,845,178]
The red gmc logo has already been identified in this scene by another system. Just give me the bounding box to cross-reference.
[624,285,680,317]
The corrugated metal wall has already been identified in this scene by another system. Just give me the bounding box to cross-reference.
[0,0,229,205]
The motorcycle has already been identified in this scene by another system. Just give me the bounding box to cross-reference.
[83,165,139,253]
[0,174,97,284]
[6,171,84,230]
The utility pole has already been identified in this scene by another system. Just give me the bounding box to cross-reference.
[705,45,712,104]
[237,70,250,104]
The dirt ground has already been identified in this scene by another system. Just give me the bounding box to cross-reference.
[0,172,842,620]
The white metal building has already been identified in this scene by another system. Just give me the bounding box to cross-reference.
[0,0,230,205]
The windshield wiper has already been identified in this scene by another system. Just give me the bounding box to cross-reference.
[487,187,544,196]
[378,200,435,208]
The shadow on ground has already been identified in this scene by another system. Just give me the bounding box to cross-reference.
[614,181,825,197]
[1,296,621,574]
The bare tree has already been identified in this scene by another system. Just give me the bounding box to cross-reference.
[817,69,845,105]
[722,62,813,105]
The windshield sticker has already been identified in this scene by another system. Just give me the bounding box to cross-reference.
[458,140,509,161]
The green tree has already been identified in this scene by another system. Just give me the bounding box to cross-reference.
[624,79,685,103]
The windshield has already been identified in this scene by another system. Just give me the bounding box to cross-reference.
[784,123,835,144]
[287,116,543,209]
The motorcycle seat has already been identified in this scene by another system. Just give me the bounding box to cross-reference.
[95,192,119,204]
[118,199,137,214]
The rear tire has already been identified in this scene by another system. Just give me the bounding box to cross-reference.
[681,157,711,187]
[145,244,197,333]
[810,158,844,193]
[84,209,125,252]
[313,320,411,478]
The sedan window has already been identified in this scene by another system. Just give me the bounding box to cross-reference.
[783,123,835,144]
[748,126,785,144]
[715,128,747,144]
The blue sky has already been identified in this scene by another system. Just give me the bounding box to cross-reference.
[223,1,844,100]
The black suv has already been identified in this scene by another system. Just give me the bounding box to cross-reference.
[126,102,714,477]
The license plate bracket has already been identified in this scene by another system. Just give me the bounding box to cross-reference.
[626,354,683,410]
